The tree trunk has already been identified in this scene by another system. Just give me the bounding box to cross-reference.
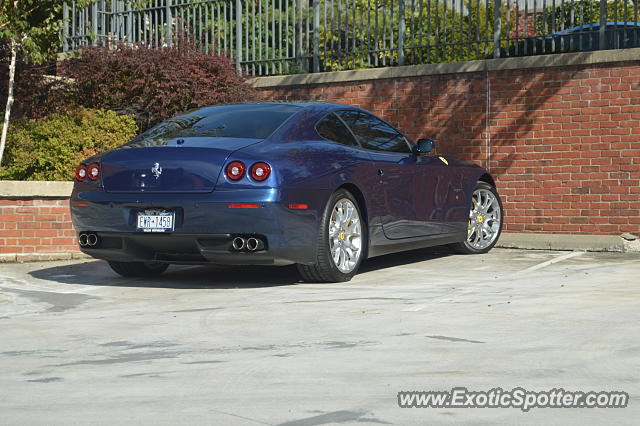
[0,39,18,166]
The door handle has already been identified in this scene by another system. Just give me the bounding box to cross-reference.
[377,169,384,176]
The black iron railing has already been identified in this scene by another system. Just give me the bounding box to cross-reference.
[62,0,640,76]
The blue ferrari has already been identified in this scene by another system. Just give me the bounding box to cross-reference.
[71,102,503,282]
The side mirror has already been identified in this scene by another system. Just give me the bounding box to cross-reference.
[414,138,435,154]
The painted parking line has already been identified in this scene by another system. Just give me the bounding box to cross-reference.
[514,251,585,276]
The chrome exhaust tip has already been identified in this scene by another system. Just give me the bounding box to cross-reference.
[87,233,98,246]
[246,237,264,252]
[232,237,246,251]
[78,233,88,247]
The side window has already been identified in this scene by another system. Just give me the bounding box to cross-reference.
[338,111,411,153]
[315,112,357,146]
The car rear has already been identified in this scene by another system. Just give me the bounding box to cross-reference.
[70,103,320,266]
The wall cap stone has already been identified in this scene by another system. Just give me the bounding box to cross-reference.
[251,47,640,88]
[0,180,73,198]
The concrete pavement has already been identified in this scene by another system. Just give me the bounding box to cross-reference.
[1,248,639,425]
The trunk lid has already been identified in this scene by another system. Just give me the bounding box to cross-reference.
[100,137,260,193]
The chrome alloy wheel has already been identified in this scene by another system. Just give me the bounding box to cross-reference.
[467,188,502,250]
[329,198,362,273]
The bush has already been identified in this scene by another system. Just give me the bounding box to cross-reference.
[59,43,256,131]
[0,108,138,181]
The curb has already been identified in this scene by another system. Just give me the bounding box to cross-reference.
[0,252,90,263]
[0,233,636,264]
[496,233,639,253]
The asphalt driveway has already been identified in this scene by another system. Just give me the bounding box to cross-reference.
[1,248,638,425]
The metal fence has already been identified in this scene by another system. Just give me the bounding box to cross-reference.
[63,0,640,76]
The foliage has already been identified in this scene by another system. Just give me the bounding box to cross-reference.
[317,0,504,70]
[316,0,640,70]
[58,43,256,131]
[538,0,639,34]
[59,0,640,79]
[0,0,90,64]
[0,108,138,181]
[0,52,76,120]
[165,0,309,75]
[0,0,92,167]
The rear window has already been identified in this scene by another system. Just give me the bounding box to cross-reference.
[127,104,301,145]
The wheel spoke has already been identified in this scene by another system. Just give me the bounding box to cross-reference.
[344,204,353,224]
[346,218,359,231]
[332,245,340,264]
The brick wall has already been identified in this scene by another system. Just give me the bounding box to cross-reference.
[1,55,639,262]
[258,60,640,235]
[0,198,79,262]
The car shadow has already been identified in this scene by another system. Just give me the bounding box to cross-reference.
[28,247,455,289]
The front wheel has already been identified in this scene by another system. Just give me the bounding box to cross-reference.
[450,181,503,254]
[297,189,366,283]
[108,261,169,277]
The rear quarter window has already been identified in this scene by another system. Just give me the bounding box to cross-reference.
[338,111,411,153]
[315,113,357,146]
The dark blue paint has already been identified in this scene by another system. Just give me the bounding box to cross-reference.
[71,102,494,266]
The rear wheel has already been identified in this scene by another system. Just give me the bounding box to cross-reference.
[108,261,169,277]
[297,189,366,283]
[450,181,503,254]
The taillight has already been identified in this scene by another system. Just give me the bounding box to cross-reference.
[75,164,87,181]
[87,163,100,180]
[250,162,271,182]
[226,161,246,181]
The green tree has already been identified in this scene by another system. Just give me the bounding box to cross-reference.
[0,0,90,166]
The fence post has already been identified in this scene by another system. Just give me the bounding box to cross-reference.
[166,0,173,46]
[126,1,132,44]
[599,0,606,50]
[236,0,242,73]
[91,2,98,46]
[312,0,320,73]
[110,0,116,42]
[493,0,501,58]
[63,3,69,51]
[398,0,405,66]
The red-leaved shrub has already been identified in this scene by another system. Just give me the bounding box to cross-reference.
[59,43,256,131]
[0,42,75,120]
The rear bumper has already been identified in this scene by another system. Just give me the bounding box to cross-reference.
[71,188,325,265]
[78,232,314,265]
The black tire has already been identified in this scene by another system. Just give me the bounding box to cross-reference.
[107,261,169,277]
[297,189,367,283]
[450,181,503,254]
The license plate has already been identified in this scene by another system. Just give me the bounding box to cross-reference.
[136,210,175,232]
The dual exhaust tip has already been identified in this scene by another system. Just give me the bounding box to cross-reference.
[232,237,265,252]
[78,232,99,247]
